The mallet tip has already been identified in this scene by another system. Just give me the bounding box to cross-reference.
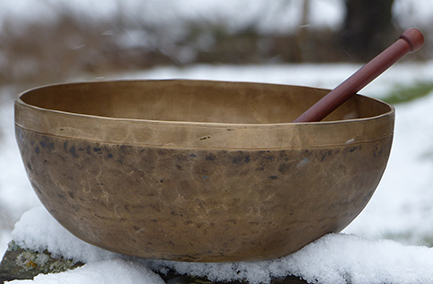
[400,28,424,53]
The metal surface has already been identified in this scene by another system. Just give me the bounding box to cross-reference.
[15,80,394,262]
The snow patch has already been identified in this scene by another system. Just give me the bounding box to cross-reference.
[9,205,433,284]
[11,206,118,264]
[6,258,165,284]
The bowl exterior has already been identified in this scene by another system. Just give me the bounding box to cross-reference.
[15,126,392,262]
[14,80,394,262]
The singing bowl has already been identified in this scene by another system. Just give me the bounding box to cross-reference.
[14,80,394,262]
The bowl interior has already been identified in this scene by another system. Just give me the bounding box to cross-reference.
[19,80,392,124]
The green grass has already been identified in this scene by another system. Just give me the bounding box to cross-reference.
[381,81,433,105]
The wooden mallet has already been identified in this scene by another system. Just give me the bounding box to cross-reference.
[293,28,424,123]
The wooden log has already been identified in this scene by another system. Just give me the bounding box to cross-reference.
[0,241,84,283]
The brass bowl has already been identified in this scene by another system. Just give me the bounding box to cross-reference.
[15,80,394,262]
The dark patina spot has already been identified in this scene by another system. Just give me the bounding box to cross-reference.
[68,146,79,158]
[206,154,216,161]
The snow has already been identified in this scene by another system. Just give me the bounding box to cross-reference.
[2,61,433,283]
[7,258,165,284]
[111,62,433,97]
[8,206,433,284]
[11,207,118,264]
[149,234,433,284]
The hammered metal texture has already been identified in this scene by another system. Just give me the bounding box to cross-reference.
[15,80,394,262]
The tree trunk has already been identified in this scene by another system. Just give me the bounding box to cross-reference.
[341,0,396,61]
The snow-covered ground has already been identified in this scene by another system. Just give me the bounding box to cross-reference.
[1,62,433,283]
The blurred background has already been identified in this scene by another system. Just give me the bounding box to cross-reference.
[0,0,431,88]
[1,0,433,253]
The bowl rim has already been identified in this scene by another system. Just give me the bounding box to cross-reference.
[15,79,395,126]
[14,79,395,150]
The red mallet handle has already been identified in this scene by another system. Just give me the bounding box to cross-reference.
[293,28,424,123]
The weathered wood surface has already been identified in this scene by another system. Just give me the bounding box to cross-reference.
[0,241,309,284]
[0,241,84,283]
